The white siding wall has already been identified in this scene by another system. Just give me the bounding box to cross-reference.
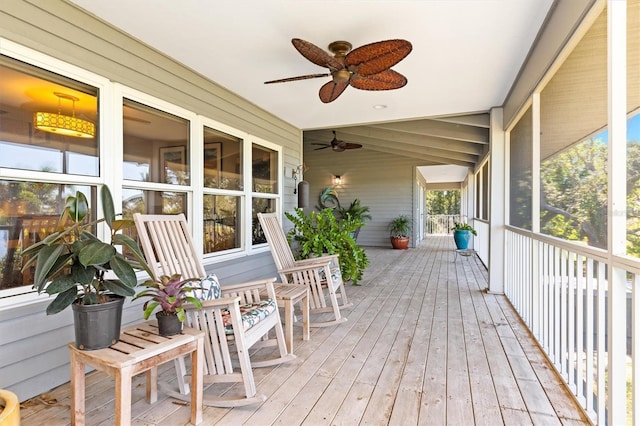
[302,145,421,248]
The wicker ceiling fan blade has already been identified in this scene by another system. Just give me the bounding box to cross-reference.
[350,69,408,91]
[267,38,412,103]
[313,145,332,150]
[342,143,363,150]
[292,38,344,70]
[264,73,330,84]
[345,39,412,76]
[319,81,348,103]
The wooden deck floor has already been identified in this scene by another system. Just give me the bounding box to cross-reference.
[20,236,590,425]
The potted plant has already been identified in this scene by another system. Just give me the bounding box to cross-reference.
[285,207,369,285]
[22,186,153,350]
[389,215,411,249]
[451,221,477,250]
[336,198,371,240]
[133,273,203,336]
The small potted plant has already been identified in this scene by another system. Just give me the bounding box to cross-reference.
[389,215,411,249]
[133,273,203,336]
[336,198,371,241]
[451,221,477,250]
[22,186,153,350]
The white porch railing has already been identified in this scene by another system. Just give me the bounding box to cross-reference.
[425,214,461,235]
[505,227,637,425]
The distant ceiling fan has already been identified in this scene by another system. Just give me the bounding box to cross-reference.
[312,131,363,152]
[265,38,412,103]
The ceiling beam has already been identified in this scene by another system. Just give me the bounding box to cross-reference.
[370,119,489,144]
[306,127,483,155]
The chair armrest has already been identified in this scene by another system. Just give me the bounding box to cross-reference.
[279,263,328,275]
[186,295,241,310]
[294,254,339,266]
[220,277,277,293]
[221,277,278,302]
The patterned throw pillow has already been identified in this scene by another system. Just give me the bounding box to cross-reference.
[191,273,221,301]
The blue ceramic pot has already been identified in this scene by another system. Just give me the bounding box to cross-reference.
[453,230,471,250]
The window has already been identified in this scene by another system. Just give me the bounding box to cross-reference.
[123,99,190,185]
[202,126,243,254]
[509,107,533,230]
[627,1,640,257]
[121,98,191,220]
[0,55,101,292]
[251,143,279,245]
[0,58,99,177]
[539,8,607,249]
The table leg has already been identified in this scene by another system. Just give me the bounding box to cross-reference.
[284,298,294,354]
[146,366,158,403]
[191,336,204,425]
[70,350,86,425]
[302,292,310,341]
[115,365,132,426]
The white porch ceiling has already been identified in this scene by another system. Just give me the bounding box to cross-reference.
[68,0,555,180]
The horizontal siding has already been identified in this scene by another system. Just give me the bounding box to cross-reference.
[0,0,299,401]
[302,146,421,248]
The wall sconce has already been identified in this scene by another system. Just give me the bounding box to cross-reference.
[333,175,342,185]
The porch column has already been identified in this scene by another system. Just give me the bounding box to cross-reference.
[488,107,505,294]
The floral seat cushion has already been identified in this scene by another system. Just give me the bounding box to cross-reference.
[220,299,277,335]
[192,273,276,335]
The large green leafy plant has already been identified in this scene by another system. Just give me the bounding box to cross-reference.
[23,186,152,315]
[285,208,369,285]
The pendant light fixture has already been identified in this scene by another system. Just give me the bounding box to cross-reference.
[34,92,95,139]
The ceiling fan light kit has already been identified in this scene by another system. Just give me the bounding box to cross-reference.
[265,38,412,103]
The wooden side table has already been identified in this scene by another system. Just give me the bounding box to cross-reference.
[272,283,310,354]
[69,321,204,426]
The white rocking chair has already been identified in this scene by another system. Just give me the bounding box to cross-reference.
[133,213,294,407]
[257,212,352,327]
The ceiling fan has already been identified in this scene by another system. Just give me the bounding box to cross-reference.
[312,131,363,152]
[265,38,412,103]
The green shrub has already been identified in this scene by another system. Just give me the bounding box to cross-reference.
[285,208,369,285]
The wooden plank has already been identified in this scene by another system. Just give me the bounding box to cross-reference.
[17,240,592,426]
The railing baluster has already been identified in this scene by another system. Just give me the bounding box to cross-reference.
[596,262,606,425]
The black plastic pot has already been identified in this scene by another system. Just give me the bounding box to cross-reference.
[71,295,124,350]
[156,311,183,336]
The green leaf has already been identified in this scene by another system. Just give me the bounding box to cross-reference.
[78,241,116,267]
[113,233,153,277]
[111,219,135,232]
[45,275,79,295]
[33,245,66,291]
[109,254,137,287]
[46,287,78,315]
[143,301,160,320]
[102,278,136,297]
[71,264,96,285]
[101,185,116,228]
[66,191,89,223]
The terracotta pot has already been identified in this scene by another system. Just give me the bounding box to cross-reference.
[390,236,410,250]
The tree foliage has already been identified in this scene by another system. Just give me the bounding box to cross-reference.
[426,190,460,215]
